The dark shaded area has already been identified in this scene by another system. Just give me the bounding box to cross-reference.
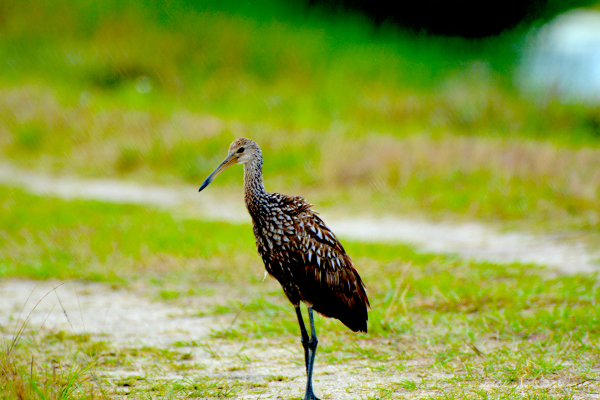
[308,0,596,37]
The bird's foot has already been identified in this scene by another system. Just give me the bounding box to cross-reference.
[303,389,321,400]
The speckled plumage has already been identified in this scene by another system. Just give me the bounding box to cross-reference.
[199,138,370,400]
[237,139,370,332]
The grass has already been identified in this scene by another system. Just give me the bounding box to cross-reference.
[1,186,599,398]
[1,0,600,396]
[1,328,100,399]
[0,185,260,284]
[1,0,600,235]
[1,87,600,236]
[1,327,246,399]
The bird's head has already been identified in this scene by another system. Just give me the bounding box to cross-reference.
[199,138,261,192]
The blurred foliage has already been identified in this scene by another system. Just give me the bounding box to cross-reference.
[0,184,259,282]
[0,0,599,231]
[1,0,599,139]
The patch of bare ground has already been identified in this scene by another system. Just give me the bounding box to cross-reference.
[0,279,410,398]
[2,279,597,399]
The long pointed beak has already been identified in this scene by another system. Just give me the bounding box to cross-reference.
[199,153,237,192]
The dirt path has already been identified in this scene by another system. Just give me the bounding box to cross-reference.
[1,163,598,273]
[0,280,430,399]
[0,280,220,347]
[1,280,588,399]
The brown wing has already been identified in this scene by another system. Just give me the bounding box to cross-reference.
[289,197,370,333]
[252,193,369,332]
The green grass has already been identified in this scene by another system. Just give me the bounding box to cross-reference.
[1,327,244,399]
[0,0,597,142]
[1,0,600,233]
[1,329,100,399]
[2,1,600,395]
[2,89,600,235]
[0,185,260,284]
[1,185,599,398]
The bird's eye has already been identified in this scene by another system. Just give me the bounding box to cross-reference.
[237,147,245,153]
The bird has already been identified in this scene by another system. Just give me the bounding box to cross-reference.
[198,138,369,400]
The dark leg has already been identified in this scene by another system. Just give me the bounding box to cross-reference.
[295,305,321,400]
[305,306,320,400]
[295,306,310,374]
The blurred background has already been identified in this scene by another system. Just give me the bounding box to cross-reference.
[4,3,600,397]
[1,0,600,234]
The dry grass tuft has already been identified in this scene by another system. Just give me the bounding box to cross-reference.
[2,87,600,231]
[321,134,600,202]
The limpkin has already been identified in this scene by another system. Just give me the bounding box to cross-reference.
[199,138,369,400]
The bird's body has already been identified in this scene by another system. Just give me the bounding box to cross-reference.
[199,138,369,399]
[245,171,369,333]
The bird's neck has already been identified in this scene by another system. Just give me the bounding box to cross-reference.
[243,158,267,213]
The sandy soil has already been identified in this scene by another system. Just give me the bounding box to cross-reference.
[2,280,589,399]
[0,280,425,399]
